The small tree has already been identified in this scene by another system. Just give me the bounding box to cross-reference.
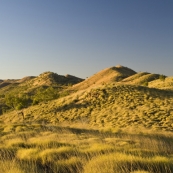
[159,75,166,81]
[5,94,31,110]
[32,87,59,105]
[5,93,31,120]
[143,81,148,87]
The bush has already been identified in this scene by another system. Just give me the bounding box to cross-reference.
[159,75,166,81]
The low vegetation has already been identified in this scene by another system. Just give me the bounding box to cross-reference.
[2,83,172,131]
[0,124,172,173]
[0,65,173,172]
[0,71,83,114]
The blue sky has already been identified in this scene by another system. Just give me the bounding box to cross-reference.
[0,0,173,79]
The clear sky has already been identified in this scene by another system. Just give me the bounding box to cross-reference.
[0,0,173,79]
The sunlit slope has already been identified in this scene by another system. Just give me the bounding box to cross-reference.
[122,72,149,82]
[72,65,136,90]
[122,72,160,85]
[149,76,173,90]
[2,84,173,131]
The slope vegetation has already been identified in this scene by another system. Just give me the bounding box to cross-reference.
[149,76,173,90]
[2,83,173,132]
[0,72,84,114]
[0,66,173,173]
[1,66,173,132]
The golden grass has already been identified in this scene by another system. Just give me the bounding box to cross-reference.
[149,76,173,90]
[0,123,172,173]
[124,73,160,85]
[1,83,173,132]
[0,160,24,173]
[0,68,173,172]
[17,148,39,160]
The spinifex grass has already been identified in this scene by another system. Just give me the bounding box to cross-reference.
[0,123,173,173]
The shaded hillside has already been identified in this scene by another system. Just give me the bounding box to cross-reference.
[72,65,136,90]
[0,82,12,89]
[2,83,173,131]
[0,79,21,89]
[29,71,84,87]
[0,77,34,94]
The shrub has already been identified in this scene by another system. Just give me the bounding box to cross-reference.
[159,75,166,81]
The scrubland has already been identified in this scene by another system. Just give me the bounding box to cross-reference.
[1,66,173,172]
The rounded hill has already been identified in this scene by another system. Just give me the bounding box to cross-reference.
[72,65,136,90]
[29,71,84,87]
[123,73,160,85]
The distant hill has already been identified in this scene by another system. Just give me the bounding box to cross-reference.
[27,71,84,87]
[72,65,136,90]
[0,72,84,114]
[0,72,83,92]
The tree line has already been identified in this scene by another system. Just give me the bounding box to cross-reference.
[1,86,69,114]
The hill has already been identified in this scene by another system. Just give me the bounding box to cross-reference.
[28,71,84,87]
[0,65,173,173]
[149,76,173,90]
[1,83,173,131]
[0,72,83,91]
[0,72,84,114]
[122,72,160,85]
[72,65,136,90]
[0,65,173,132]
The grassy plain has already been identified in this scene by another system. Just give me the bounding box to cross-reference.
[0,123,173,173]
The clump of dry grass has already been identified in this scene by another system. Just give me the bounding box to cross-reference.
[83,152,173,173]
[38,146,76,163]
[17,148,39,161]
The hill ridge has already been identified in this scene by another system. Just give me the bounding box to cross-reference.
[72,65,136,90]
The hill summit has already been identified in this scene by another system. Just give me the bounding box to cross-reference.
[72,65,136,90]
[31,71,84,86]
